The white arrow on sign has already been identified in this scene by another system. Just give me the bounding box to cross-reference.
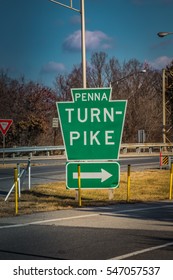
[73,168,112,183]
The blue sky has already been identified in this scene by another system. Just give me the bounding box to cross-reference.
[0,0,173,88]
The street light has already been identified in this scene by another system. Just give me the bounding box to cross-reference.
[157,31,173,144]
[49,0,87,88]
[110,69,146,86]
[157,32,173,38]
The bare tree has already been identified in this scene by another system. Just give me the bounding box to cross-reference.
[0,75,57,147]
[54,54,164,143]
[89,52,107,87]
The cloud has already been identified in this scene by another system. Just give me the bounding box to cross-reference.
[41,61,65,74]
[63,30,113,52]
[149,56,173,69]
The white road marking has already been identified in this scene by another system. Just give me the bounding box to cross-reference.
[0,213,98,229]
[0,176,13,180]
[1,204,173,258]
[0,204,172,231]
[106,204,173,259]
[100,204,173,216]
[109,241,173,260]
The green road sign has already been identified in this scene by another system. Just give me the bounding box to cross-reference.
[66,162,120,189]
[57,88,127,160]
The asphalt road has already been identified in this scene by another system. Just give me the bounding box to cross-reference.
[0,159,65,196]
[0,156,160,196]
[0,201,172,260]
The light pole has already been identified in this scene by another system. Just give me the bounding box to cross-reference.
[110,69,146,86]
[157,31,173,144]
[110,69,146,144]
[49,0,87,88]
[162,68,166,145]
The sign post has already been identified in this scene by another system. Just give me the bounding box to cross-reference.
[52,118,59,146]
[57,88,127,190]
[0,119,13,165]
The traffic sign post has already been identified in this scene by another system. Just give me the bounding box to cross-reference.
[52,118,59,146]
[0,119,13,165]
[57,88,127,160]
[66,162,120,189]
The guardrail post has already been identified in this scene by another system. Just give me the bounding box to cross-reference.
[14,168,18,215]
[159,151,162,169]
[168,156,173,169]
[127,165,131,202]
[169,163,173,200]
[5,158,31,202]
[123,147,127,153]
[28,158,31,190]
[108,189,114,200]
[17,163,21,198]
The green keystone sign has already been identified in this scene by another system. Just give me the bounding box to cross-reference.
[66,162,120,189]
[57,88,127,160]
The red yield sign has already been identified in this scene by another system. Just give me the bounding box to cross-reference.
[0,119,13,135]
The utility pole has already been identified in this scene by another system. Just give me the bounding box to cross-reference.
[80,0,86,88]
[49,0,87,88]
[157,31,173,143]
[162,69,166,144]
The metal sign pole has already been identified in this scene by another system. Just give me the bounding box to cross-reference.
[78,164,82,206]
[0,119,13,164]
[3,134,5,165]
[49,0,87,88]
[80,0,86,88]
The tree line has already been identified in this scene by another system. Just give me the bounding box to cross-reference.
[0,73,57,147]
[0,52,173,148]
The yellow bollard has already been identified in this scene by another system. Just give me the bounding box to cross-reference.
[14,168,18,215]
[127,165,131,202]
[169,163,173,200]
[78,164,82,207]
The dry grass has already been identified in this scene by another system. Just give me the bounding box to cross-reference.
[0,169,171,218]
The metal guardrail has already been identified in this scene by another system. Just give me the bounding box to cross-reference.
[0,143,173,157]
[0,145,64,157]
[121,143,173,153]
